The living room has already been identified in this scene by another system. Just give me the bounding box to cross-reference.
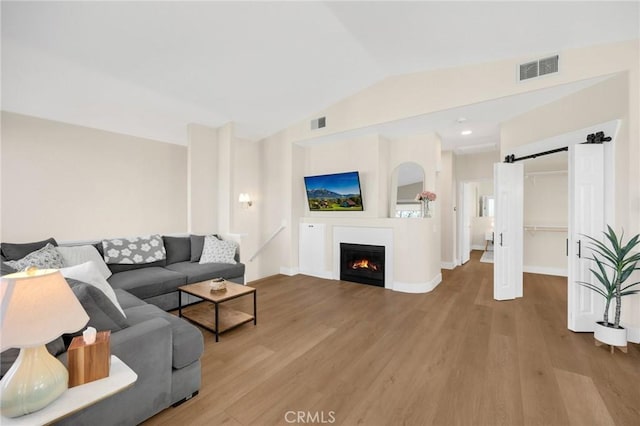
[1,1,639,425]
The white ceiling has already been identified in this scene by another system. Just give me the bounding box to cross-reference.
[2,1,639,145]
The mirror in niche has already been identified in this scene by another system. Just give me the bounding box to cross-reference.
[476,180,495,217]
[391,162,424,218]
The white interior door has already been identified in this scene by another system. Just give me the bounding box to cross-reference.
[568,144,605,331]
[493,162,524,300]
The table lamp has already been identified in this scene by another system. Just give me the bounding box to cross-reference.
[0,268,89,418]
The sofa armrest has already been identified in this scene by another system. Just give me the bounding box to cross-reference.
[57,318,174,425]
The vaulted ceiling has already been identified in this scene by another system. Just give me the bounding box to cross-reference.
[2,1,638,146]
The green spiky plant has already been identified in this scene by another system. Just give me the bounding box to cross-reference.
[579,226,640,328]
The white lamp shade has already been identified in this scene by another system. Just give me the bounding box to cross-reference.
[0,269,89,351]
[238,193,251,203]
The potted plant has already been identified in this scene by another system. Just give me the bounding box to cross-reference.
[579,225,640,350]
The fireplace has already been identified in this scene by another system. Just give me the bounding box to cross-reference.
[340,243,385,287]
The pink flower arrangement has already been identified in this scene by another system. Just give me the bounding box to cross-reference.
[415,191,437,202]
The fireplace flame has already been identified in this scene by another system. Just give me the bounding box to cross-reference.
[351,259,379,271]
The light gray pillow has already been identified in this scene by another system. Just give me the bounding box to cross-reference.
[3,243,64,271]
[199,236,237,265]
[60,261,126,317]
[102,234,166,265]
[57,245,112,279]
[64,278,129,340]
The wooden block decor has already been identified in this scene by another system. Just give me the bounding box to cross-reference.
[68,331,111,387]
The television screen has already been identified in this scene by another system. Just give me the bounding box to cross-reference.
[304,171,363,211]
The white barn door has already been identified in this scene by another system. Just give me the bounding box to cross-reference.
[568,144,605,331]
[493,162,524,300]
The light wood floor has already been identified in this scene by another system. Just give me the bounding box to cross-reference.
[144,251,640,426]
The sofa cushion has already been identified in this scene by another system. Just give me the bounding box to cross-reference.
[107,267,186,300]
[3,243,64,271]
[189,235,206,262]
[124,304,203,369]
[163,236,191,265]
[114,289,147,310]
[102,235,166,265]
[61,261,126,317]
[165,261,245,284]
[1,237,58,261]
[64,278,129,343]
[57,245,112,279]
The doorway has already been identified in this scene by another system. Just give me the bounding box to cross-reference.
[457,179,494,265]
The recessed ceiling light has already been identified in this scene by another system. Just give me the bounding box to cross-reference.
[461,130,472,136]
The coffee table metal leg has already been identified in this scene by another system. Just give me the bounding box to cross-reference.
[178,291,182,318]
[214,302,219,342]
[253,291,257,325]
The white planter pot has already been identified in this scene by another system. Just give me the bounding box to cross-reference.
[594,321,627,347]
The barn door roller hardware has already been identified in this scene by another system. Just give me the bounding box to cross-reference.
[503,131,611,163]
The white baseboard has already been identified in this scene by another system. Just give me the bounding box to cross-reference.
[523,265,568,277]
[279,266,299,276]
[299,270,333,280]
[471,244,486,251]
[624,323,640,343]
[441,261,456,270]
[393,273,442,294]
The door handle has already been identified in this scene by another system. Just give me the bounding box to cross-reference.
[500,233,503,246]
[577,240,582,258]
[566,239,568,256]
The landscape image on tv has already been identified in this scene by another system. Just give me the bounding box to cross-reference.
[304,171,363,211]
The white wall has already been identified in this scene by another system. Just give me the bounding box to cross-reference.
[523,172,568,275]
[1,112,187,242]
[188,122,262,281]
[439,151,456,267]
[188,123,219,234]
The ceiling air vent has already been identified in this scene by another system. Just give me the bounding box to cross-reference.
[519,55,559,81]
[311,116,326,130]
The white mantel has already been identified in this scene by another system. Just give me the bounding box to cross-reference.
[298,218,442,293]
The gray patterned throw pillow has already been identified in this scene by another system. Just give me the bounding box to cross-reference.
[3,243,64,271]
[199,236,238,265]
[102,234,166,265]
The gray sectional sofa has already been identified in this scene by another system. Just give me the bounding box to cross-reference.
[101,235,245,311]
[0,234,245,425]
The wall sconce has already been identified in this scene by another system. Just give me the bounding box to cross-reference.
[239,193,252,208]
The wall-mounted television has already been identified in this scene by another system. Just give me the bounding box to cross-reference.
[304,171,363,211]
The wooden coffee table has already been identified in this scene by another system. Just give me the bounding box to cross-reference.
[178,280,256,342]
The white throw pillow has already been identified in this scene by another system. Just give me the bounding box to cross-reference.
[199,236,237,265]
[60,261,126,317]
[56,245,112,279]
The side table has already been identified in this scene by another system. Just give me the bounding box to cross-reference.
[1,355,137,425]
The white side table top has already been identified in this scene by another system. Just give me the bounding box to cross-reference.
[1,355,137,425]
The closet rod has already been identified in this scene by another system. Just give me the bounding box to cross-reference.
[503,131,611,164]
